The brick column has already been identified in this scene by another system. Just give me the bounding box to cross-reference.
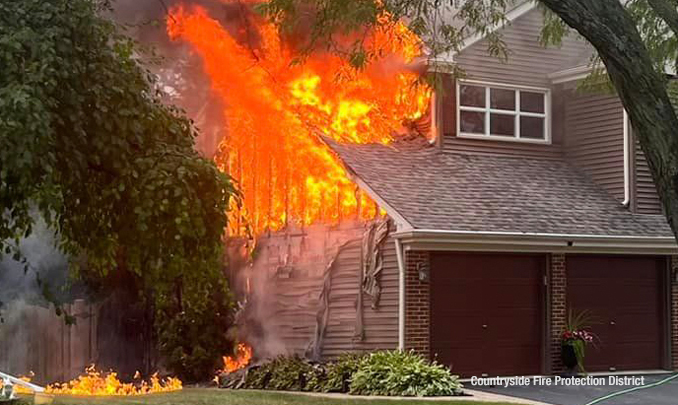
[404,250,430,357]
[550,253,567,374]
[671,256,678,370]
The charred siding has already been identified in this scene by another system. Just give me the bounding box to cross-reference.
[321,237,399,358]
[634,140,662,214]
[440,9,591,158]
[564,91,625,202]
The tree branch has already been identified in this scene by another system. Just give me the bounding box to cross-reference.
[647,0,678,37]
[539,0,678,239]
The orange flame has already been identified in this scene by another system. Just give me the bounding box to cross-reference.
[167,2,430,236]
[12,372,35,395]
[24,365,183,396]
[222,343,253,374]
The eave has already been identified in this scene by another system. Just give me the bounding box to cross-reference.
[393,229,678,255]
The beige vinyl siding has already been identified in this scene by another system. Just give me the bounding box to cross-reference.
[634,140,663,214]
[440,75,564,159]
[439,9,591,158]
[321,237,399,358]
[454,9,592,88]
[564,91,625,202]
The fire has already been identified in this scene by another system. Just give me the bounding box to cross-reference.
[222,343,253,374]
[17,365,183,396]
[167,2,430,236]
[12,372,35,395]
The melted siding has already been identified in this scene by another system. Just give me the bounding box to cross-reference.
[564,91,625,202]
[321,237,399,358]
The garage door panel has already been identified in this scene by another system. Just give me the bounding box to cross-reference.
[431,317,485,340]
[567,255,665,372]
[430,253,545,377]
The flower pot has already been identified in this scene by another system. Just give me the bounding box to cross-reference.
[561,343,578,370]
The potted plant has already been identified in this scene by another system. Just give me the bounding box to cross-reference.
[561,310,596,376]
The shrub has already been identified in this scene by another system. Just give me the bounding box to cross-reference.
[244,355,315,391]
[349,351,462,397]
[321,353,366,393]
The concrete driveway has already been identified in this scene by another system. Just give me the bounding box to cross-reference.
[470,374,678,405]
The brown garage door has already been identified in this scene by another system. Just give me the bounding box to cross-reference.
[430,253,545,377]
[567,255,666,371]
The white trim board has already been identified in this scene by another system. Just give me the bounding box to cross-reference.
[393,229,678,255]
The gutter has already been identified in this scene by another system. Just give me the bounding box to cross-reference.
[392,229,678,255]
[394,238,406,351]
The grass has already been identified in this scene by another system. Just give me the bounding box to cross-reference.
[35,387,525,405]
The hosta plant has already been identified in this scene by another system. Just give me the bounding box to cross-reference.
[349,350,462,397]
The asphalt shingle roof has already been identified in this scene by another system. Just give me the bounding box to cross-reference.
[323,137,673,237]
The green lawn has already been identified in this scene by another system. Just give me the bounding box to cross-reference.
[38,388,524,405]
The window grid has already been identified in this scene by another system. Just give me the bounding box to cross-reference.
[457,81,550,143]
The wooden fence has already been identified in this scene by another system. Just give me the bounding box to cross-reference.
[0,299,98,385]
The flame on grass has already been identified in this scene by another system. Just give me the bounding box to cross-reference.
[15,366,182,396]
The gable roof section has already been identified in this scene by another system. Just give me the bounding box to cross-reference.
[322,137,674,240]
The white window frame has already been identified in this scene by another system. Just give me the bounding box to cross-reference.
[456,79,551,144]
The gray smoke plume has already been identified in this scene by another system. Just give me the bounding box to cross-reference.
[108,0,266,158]
[0,219,69,307]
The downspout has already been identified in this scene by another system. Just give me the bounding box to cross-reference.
[622,109,630,207]
[395,238,405,351]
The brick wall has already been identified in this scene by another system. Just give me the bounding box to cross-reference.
[550,253,567,374]
[404,250,430,357]
[671,256,678,370]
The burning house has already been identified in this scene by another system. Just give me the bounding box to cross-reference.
[165,0,431,366]
[167,0,678,379]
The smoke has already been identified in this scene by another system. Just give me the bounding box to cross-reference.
[0,219,76,382]
[228,222,365,360]
[0,219,70,307]
[108,0,267,158]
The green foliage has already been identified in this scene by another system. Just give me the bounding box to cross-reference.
[244,356,316,391]
[258,0,511,69]
[349,351,462,397]
[320,353,366,393]
[238,352,461,397]
[0,0,237,380]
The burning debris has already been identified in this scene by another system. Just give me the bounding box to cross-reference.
[12,366,182,396]
[166,2,430,236]
[222,343,253,374]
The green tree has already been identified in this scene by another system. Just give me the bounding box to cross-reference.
[0,0,237,380]
[259,0,678,241]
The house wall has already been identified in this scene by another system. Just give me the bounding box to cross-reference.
[321,237,399,358]
[633,139,663,214]
[550,253,567,373]
[438,75,565,159]
[564,90,625,202]
[242,224,400,360]
[454,9,592,88]
[404,250,430,357]
[438,9,591,159]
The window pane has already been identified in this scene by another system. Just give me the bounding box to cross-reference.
[459,85,485,107]
[520,116,545,139]
[490,113,515,137]
[520,91,545,113]
[490,88,515,110]
[460,111,485,134]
